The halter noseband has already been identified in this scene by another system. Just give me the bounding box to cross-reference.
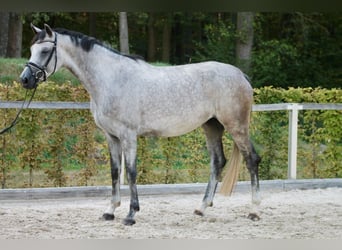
[26,34,57,83]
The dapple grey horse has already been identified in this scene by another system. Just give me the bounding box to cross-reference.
[20,24,261,225]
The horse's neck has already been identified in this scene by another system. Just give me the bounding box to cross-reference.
[60,40,120,100]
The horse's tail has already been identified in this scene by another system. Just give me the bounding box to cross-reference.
[220,142,242,196]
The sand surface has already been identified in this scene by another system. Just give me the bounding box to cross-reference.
[0,188,341,239]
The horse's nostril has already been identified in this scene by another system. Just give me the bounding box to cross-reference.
[21,77,28,84]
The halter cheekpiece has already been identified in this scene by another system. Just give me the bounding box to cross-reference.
[25,34,57,84]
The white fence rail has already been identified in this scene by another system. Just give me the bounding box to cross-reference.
[1,101,342,182]
[252,103,342,179]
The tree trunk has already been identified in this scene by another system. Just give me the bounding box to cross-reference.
[235,12,254,74]
[119,12,129,54]
[147,13,156,62]
[88,12,97,37]
[0,12,9,57]
[183,13,193,63]
[162,14,172,63]
[6,12,22,58]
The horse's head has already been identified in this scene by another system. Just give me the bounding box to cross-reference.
[20,23,58,89]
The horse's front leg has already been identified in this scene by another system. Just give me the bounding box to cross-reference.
[122,135,140,226]
[102,134,122,220]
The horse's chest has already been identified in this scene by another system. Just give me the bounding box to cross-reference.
[90,101,133,137]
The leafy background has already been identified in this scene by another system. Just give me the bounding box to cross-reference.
[1,81,341,188]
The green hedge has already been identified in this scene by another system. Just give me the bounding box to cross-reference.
[0,83,341,188]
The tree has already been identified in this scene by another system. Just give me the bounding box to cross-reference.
[6,12,22,58]
[16,12,342,88]
[147,13,156,61]
[0,12,9,57]
[162,13,172,63]
[235,12,254,74]
[119,12,129,54]
[252,12,341,88]
[191,13,236,65]
[88,12,97,37]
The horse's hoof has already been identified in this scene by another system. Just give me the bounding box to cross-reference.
[194,209,204,217]
[123,218,136,226]
[247,213,260,221]
[102,213,115,220]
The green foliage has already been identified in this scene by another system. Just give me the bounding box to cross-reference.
[0,81,341,188]
[0,58,26,84]
[252,87,289,179]
[251,40,299,88]
[0,82,96,188]
[252,13,341,88]
[19,12,341,88]
[44,109,68,187]
[71,114,99,186]
[192,20,236,64]
[252,87,342,180]
[0,84,16,188]
[17,110,44,187]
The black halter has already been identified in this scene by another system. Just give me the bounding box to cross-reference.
[26,34,57,83]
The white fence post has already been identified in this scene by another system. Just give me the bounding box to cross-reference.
[287,103,301,179]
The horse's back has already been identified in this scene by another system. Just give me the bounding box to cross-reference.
[131,61,254,136]
[175,61,254,107]
[146,61,252,95]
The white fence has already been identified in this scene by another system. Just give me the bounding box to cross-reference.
[252,103,342,179]
[1,101,342,182]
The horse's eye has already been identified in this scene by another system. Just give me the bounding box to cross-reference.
[41,49,49,55]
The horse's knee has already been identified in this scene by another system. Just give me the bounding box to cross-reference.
[125,166,137,182]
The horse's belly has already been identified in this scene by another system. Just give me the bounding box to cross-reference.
[139,113,211,137]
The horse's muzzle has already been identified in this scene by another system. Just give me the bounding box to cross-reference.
[20,66,40,89]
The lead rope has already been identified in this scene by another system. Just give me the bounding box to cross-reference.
[0,86,38,135]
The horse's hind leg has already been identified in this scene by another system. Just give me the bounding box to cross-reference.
[121,135,140,226]
[245,141,261,220]
[229,125,261,220]
[194,118,227,216]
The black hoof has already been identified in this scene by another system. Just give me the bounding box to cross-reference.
[102,213,115,220]
[194,209,204,217]
[123,218,136,226]
[247,213,260,221]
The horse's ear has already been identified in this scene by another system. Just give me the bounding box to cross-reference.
[44,24,53,37]
[30,23,41,34]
